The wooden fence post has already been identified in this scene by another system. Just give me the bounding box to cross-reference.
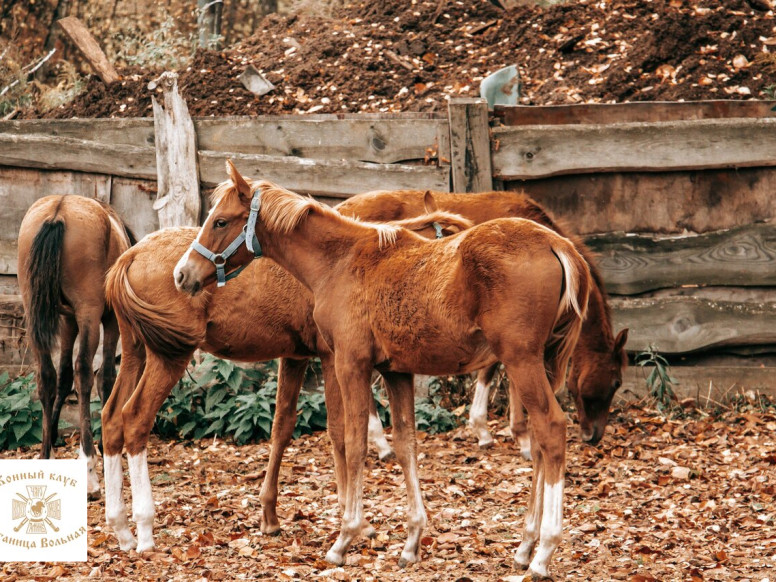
[150,71,201,228]
[447,97,493,192]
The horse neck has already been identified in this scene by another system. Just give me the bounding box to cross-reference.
[579,282,614,352]
[257,210,368,292]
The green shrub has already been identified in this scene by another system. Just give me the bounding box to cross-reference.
[635,344,678,411]
[0,372,42,450]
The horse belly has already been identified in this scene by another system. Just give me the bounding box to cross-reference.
[380,329,495,376]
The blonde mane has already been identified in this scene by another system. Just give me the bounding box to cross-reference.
[216,179,402,249]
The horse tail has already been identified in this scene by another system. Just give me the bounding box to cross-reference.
[545,241,591,393]
[105,254,201,361]
[25,218,66,353]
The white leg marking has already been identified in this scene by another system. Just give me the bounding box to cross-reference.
[80,445,101,496]
[469,378,494,448]
[515,464,545,567]
[528,480,564,578]
[368,412,394,460]
[103,454,137,551]
[400,460,427,565]
[518,432,533,461]
[127,450,156,552]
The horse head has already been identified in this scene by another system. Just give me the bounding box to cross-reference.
[567,327,629,444]
[174,160,258,295]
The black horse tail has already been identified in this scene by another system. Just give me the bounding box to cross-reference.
[26,219,65,353]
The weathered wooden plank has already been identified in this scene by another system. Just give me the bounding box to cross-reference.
[447,97,493,192]
[195,117,451,164]
[508,167,776,235]
[0,166,112,268]
[198,151,451,196]
[0,118,155,147]
[0,133,157,179]
[492,117,776,179]
[0,241,16,276]
[109,178,161,240]
[495,100,776,126]
[620,364,776,402]
[610,295,776,356]
[0,115,450,165]
[586,224,776,294]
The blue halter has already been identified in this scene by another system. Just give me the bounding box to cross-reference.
[189,191,263,287]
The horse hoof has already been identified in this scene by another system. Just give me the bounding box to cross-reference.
[477,438,494,449]
[87,490,102,502]
[136,541,156,553]
[118,537,138,552]
[527,569,553,581]
[325,549,345,566]
[398,551,419,568]
[361,524,377,539]
[260,521,281,536]
[378,450,395,462]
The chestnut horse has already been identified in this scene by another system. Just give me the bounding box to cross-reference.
[337,189,629,450]
[174,164,591,577]
[17,195,135,499]
[100,209,472,552]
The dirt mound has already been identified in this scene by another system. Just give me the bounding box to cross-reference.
[45,0,776,119]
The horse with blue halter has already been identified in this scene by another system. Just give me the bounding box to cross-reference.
[173,163,591,578]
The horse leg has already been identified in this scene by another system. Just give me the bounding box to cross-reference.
[324,355,372,566]
[508,385,532,461]
[102,336,146,551]
[122,352,191,552]
[74,313,102,499]
[97,311,120,410]
[381,371,427,566]
[320,354,376,539]
[50,317,77,457]
[368,388,394,461]
[259,356,309,535]
[469,363,498,449]
[505,360,566,579]
[34,347,58,460]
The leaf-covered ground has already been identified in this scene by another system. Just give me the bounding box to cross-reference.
[2,400,775,581]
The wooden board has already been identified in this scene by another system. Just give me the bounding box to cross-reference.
[0,133,157,180]
[447,98,493,192]
[491,117,776,179]
[495,100,776,126]
[586,224,776,294]
[108,178,161,241]
[0,167,113,275]
[198,150,451,195]
[507,167,776,235]
[610,295,776,355]
[195,116,450,164]
[0,114,450,165]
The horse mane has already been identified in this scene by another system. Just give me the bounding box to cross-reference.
[389,210,474,233]
[215,179,400,249]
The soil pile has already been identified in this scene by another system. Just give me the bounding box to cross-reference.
[43,0,776,118]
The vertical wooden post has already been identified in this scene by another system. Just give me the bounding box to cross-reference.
[447,97,493,192]
[150,71,201,228]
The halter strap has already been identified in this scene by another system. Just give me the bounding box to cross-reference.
[189,190,263,287]
[432,222,443,239]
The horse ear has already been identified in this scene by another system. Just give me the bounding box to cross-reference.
[614,328,629,351]
[423,190,438,213]
[226,159,252,199]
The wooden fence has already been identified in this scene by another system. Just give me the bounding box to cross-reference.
[2,98,775,402]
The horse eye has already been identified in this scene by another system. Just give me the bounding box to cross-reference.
[214,219,227,229]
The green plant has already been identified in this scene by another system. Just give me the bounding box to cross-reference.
[635,344,678,411]
[0,371,42,450]
[764,84,776,100]
[415,378,462,434]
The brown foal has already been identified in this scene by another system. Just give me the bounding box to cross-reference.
[174,163,591,577]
